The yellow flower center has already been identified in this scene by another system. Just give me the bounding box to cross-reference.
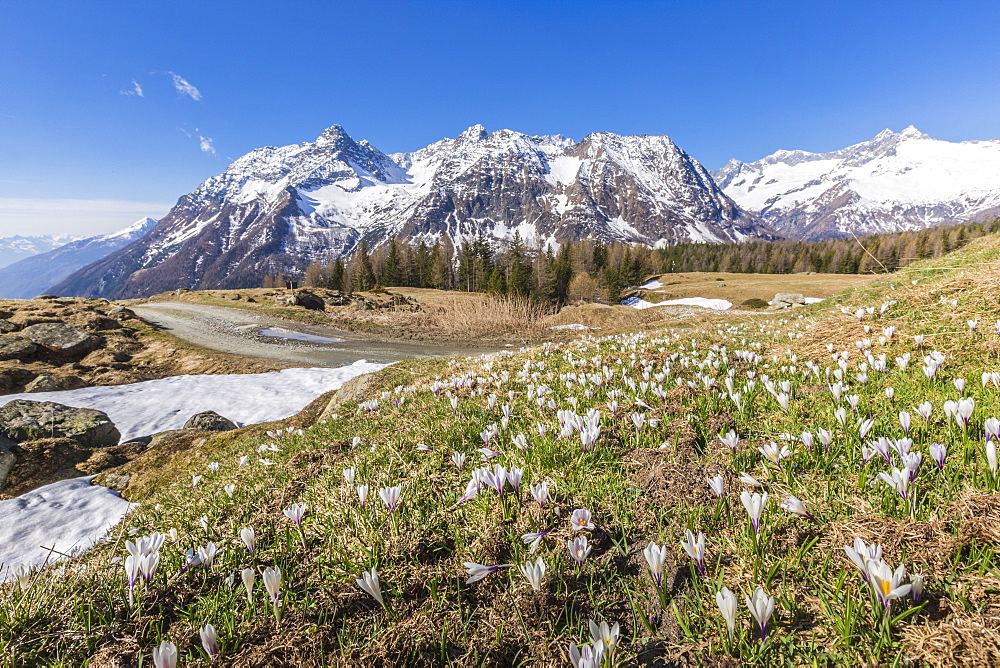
[881,580,891,596]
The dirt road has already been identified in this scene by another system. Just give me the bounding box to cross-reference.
[132,302,497,367]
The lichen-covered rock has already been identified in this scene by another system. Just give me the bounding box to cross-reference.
[0,400,120,446]
[0,319,18,333]
[0,445,15,489]
[0,336,37,361]
[19,322,101,355]
[182,410,238,432]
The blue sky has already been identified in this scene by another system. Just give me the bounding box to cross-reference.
[2,0,999,236]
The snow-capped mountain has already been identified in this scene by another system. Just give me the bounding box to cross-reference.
[712,126,1000,240]
[0,234,82,269]
[52,124,771,299]
[0,218,156,299]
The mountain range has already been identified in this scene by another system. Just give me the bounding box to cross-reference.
[0,218,157,299]
[50,125,770,299]
[20,123,1000,300]
[712,126,1000,240]
[0,234,82,270]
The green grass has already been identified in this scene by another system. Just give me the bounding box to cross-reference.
[6,236,1000,665]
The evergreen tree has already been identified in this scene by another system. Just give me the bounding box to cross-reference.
[354,241,376,291]
[382,239,401,286]
[330,258,345,291]
[485,265,506,295]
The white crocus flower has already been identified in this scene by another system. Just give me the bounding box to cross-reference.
[746,586,776,641]
[715,586,737,638]
[355,567,385,607]
[643,541,668,587]
[152,641,178,668]
[519,557,546,591]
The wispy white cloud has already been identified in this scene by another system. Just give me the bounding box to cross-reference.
[120,79,143,97]
[0,198,173,237]
[198,135,217,155]
[167,71,202,101]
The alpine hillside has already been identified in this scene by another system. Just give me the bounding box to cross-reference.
[0,218,157,299]
[52,124,771,299]
[713,126,1000,241]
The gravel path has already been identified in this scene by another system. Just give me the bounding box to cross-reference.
[132,302,494,367]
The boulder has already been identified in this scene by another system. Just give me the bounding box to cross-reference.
[107,305,135,319]
[0,400,120,447]
[19,322,101,355]
[183,410,238,432]
[0,319,19,333]
[23,375,59,393]
[0,336,37,361]
[767,293,806,310]
[275,291,326,311]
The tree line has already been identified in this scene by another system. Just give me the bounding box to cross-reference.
[262,218,1000,304]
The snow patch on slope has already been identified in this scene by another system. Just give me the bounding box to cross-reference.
[0,363,387,442]
[0,477,134,581]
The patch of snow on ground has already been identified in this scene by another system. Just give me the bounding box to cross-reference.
[621,297,732,311]
[0,363,387,442]
[640,279,663,289]
[803,297,824,304]
[548,324,599,331]
[0,476,135,581]
[258,328,342,343]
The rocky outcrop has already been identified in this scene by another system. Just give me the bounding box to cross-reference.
[0,400,120,447]
[183,411,238,432]
[19,322,102,355]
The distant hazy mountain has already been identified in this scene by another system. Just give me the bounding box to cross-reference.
[51,124,772,299]
[0,218,156,299]
[0,234,81,269]
[713,126,1000,240]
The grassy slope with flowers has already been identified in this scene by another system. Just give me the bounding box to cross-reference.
[5,236,1000,666]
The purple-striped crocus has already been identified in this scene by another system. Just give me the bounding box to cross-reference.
[680,529,706,575]
[463,562,510,584]
[571,509,594,531]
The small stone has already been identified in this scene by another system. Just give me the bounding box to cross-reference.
[23,375,59,393]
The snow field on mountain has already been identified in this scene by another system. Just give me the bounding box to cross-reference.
[716,127,1000,235]
[0,363,387,442]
